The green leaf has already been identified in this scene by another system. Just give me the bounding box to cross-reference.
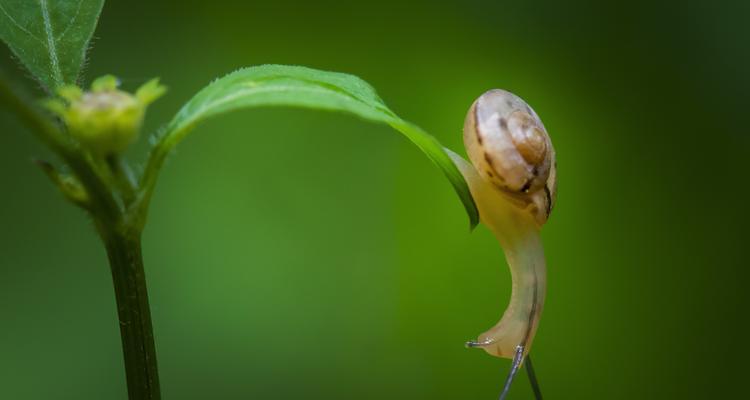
[0,0,105,90]
[140,65,479,228]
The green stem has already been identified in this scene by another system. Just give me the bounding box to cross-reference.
[102,229,161,400]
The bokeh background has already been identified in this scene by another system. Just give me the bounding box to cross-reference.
[1,0,748,399]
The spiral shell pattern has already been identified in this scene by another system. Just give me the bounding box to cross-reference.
[463,89,557,225]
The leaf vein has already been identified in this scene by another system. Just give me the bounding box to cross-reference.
[55,0,84,42]
[38,0,63,86]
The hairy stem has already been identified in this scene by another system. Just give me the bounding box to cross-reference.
[102,229,161,400]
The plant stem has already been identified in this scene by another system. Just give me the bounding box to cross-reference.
[2,71,161,399]
[102,230,161,400]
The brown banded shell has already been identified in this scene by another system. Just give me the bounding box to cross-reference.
[463,89,557,224]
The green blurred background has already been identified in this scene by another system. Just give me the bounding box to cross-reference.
[1,0,748,399]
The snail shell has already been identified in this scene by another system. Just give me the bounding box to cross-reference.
[463,89,557,225]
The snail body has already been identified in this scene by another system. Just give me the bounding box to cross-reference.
[449,89,556,363]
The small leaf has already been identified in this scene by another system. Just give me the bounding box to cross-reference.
[34,159,90,208]
[0,0,105,90]
[142,65,479,228]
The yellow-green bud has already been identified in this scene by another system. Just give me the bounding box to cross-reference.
[44,75,166,155]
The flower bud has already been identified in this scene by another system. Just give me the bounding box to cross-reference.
[45,75,166,155]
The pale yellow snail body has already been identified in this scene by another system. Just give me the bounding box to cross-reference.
[447,89,556,362]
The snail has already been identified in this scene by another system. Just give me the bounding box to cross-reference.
[445,89,556,399]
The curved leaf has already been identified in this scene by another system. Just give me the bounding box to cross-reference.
[0,0,104,90]
[140,65,478,228]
